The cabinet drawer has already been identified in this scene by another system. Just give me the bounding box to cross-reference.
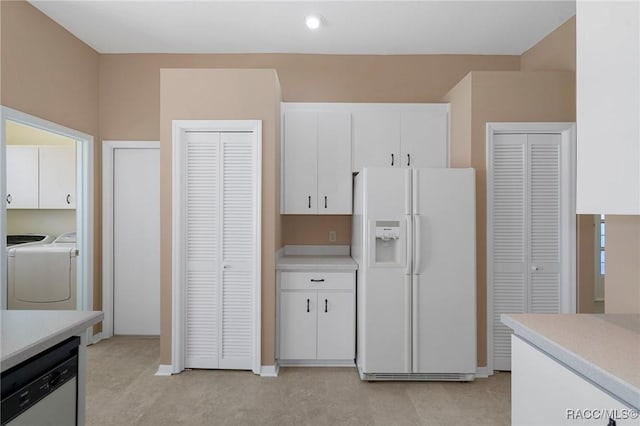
[280,272,354,291]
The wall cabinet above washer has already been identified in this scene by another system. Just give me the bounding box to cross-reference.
[6,145,76,209]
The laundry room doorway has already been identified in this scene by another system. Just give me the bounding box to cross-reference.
[0,106,94,316]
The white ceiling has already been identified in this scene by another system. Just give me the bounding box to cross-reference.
[30,1,576,55]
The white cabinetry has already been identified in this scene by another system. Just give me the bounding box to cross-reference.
[511,335,636,425]
[278,271,355,364]
[39,147,76,209]
[282,109,351,214]
[6,145,76,209]
[6,146,39,209]
[577,2,640,214]
[351,105,449,172]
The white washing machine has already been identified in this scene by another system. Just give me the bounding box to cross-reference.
[8,232,77,310]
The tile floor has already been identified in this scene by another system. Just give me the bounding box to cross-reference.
[86,336,510,426]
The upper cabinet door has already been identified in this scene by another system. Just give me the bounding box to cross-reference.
[317,112,352,214]
[6,146,39,209]
[352,110,401,172]
[283,111,318,214]
[39,146,76,209]
[577,2,640,214]
[400,109,448,168]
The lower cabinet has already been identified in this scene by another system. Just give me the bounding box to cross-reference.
[278,271,355,364]
[511,335,636,425]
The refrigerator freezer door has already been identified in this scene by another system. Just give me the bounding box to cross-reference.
[412,168,477,374]
[359,168,412,374]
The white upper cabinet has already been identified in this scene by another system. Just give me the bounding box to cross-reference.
[39,146,76,209]
[6,145,76,209]
[400,109,448,168]
[283,111,318,214]
[576,1,640,214]
[351,104,449,173]
[6,146,39,209]
[282,107,352,215]
[352,110,401,170]
[317,112,352,214]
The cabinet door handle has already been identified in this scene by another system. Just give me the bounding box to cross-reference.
[407,154,411,167]
[391,153,394,166]
[308,196,311,209]
[310,279,325,283]
[324,299,328,313]
[66,194,71,204]
[306,298,310,313]
[6,194,11,204]
[324,196,327,209]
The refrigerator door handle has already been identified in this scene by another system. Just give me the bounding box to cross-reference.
[414,214,422,275]
[405,215,412,275]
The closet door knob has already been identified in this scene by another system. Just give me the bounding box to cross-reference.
[6,194,11,204]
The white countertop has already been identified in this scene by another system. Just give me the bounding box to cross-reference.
[277,255,357,271]
[1,310,103,372]
[502,313,640,409]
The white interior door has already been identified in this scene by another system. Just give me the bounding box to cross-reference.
[412,168,476,374]
[184,130,257,371]
[489,131,570,371]
[113,146,160,335]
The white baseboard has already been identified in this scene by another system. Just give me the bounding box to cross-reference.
[155,364,174,376]
[476,366,492,378]
[260,364,279,377]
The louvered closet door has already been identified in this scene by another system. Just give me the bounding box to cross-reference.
[219,132,256,370]
[491,134,527,372]
[184,131,257,371]
[527,134,562,314]
[185,132,221,369]
[490,133,563,371]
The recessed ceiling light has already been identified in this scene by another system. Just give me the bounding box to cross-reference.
[305,15,322,30]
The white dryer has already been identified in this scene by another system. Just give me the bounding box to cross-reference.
[8,232,77,310]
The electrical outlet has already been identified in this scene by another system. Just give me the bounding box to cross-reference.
[329,231,337,242]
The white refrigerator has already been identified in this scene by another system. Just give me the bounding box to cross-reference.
[352,167,476,381]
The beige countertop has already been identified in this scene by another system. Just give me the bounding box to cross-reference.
[502,313,640,410]
[277,255,357,271]
[1,310,104,372]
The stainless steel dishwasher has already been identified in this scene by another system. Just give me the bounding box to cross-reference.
[1,336,79,426]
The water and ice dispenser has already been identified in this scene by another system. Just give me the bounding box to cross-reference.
[374,221,401,264]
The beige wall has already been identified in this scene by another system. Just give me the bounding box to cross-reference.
[521,17,576,72]
[160,68,281,365]
[1,1,98,135]
[604,216,640,313]
[445,71,576,366]
[577,215,597,313]
[0,1,101,330]
[282,215,352,245]
[443,74,472,168]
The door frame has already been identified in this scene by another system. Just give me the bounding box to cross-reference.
[102,140,160,338]
[486,122,576,374]
[0,107,94,323]
[171,120,262,375]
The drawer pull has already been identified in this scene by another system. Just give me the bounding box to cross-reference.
[310,279,325,283]
[324,299,328,313]
[306,298,310,313]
